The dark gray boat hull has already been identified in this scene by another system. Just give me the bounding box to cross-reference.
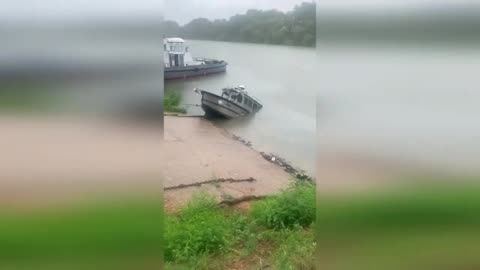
[164,62,227,80]
[200,91,249,119]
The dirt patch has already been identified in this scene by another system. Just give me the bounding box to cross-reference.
[219,194,267,206]
[227,242,276,270]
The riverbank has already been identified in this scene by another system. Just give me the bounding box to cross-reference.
[163,115,301,211]
[164,39,316,175]
[165,182,315,269]
[0,114,315,269]
[163,115,316,268]
[0,114,304,208]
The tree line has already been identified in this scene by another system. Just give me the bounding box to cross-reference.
[161,2,315,47]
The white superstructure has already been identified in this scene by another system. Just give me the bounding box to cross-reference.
[163,38,202,68]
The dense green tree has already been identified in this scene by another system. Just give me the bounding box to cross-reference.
[161,1,315,47]
[160,20,181,37]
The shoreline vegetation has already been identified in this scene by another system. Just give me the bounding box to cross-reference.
[0,83,54,113]
[161,2,315,47]
[164,90,187,114]
[2,180,479,269]
[316,181,480,269]
[162,88,315,267]
[165,181,315,269]
[0,197,165,269]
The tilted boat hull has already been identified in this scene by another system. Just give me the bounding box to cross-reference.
[200,91,249,119]
[164,62,227,80]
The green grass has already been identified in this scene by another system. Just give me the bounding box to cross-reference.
[5,178,479,269]
[271,229,315,270]
[164,90,187,114]
[165,183,316,269]
[0,197,164,269]
[0,83,55,113]
[165,193,236,263]
[316,183,480,270]
[251,182,315,229]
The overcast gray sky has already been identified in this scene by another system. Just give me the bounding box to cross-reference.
[0,0,306,23]
[0,0,164,22]
[164,0,309,25]
[1,0,470,23]
[164,0,473,25]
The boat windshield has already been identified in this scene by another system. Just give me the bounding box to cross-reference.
[221,90,230,98]
[236,94,243,103]
[222,88,250,105]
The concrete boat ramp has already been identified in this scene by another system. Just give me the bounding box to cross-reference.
[163,116,292,210]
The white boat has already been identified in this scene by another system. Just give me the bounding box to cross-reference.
[164,38,227,80]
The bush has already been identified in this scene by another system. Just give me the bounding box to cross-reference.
[272,229,315,270]
[165,194,232,262]
[164,90,186,113]
[251,183,315,229]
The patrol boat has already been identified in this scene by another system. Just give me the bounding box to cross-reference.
[194,85,263,119]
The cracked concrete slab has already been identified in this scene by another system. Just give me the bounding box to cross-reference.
[163,116,292,209]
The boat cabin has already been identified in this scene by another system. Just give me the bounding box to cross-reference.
[221,86,262,112]
[164,38,198,68]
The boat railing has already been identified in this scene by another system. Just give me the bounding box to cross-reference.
[193,87,203,94]
[194,87,262,106]
[239,89,262,104]
[194,57,225,63]
[249,95,262,104]
[222,86,262,104]
[194,57,210,61]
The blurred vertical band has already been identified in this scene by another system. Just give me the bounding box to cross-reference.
[0,1,165,268]
[316,1,480,269]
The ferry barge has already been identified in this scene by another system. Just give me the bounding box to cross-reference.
[164,38,227,80]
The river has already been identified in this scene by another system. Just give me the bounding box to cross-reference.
[165,40,316,175]
[165,40,480,176]
[316,44,480,175]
